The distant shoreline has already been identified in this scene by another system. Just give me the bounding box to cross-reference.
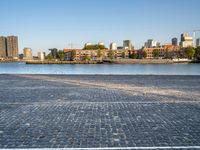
[0,59,199,64]
[25,59,199,64]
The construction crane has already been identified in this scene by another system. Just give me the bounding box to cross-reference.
[193,30,200,47]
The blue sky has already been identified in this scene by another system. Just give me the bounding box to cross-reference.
[0,0,200,55]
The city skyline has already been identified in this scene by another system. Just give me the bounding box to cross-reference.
[1,0,200,55]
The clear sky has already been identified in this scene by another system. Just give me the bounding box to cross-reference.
[0,0,200,55]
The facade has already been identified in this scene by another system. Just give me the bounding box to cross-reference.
[64,49,131,61]
[196,38,200,47]
[123,40,133,50]
[144,39,160,48]
[180,33,193,48]
[6,36,18,58]
[110,42,117,50]
[0,35,18,59]
[143,44,181,59]
[0,36,7,58]
[172,38,178,46]
[38,52,45,61]
[23,48,33,60]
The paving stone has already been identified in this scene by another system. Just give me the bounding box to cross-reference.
[0,75,200,148]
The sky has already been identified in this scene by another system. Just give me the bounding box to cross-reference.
[0,0,200,55]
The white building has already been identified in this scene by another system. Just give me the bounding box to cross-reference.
[85,42,92,47]
[144,39,160,48]
[180,33,193,48]
[38,52,45,61]
[110,42,117,50]
[98,42,105,46]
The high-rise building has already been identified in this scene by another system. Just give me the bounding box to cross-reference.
[180,33,193,48]
[196,38,200,47]
[123,40,133,50]
[6,36,18,58]
[38,52,45,61]
[0,36,7,58]
[172,38,178,46]
[144,39,160,48]
[110,42,117,50]
[23,48,33,60]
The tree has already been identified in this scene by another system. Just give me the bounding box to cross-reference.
[107,50,114,60]
[165,49,170,59]
[122,52,126,58]
[143,51,147,59]
[97,49,102,59]
[185,46,195,59]
[46,55,54,60]
[195,46,200,60]
[153,49,160,59]
[83,44,107,50]
[57,50,65,61]
[82,55,91,61]
[129,51,136,59]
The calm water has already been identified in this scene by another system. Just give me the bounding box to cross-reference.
[0,62,200,75]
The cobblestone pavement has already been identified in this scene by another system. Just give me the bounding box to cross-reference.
[0,75,200,149]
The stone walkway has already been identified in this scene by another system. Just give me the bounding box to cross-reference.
[0,75,200,149]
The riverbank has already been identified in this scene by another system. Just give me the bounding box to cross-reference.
[25,59,196,64]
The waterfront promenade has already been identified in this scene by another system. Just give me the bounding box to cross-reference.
[0,75,200,149]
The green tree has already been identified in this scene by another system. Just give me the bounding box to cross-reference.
[129,51,136,59]
[143,51,147,59]
[82,55,91,61]
[83,44,107,50]
[185,46,195,59]
[122,52,126,58]
[108,50,114,60]
[153,49,160,59]
[46,55,53,60]
[97,49,102,59]
[195,46,200,60]
[57,50,65,61]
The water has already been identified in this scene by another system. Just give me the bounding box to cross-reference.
[0,62,200,75]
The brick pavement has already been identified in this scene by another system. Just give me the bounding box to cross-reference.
[0,75,200,149]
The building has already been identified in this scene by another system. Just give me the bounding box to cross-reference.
[143,44,180,59]
[0,36,7,58]
[6,36,18,58]
[23,48,33,60]
[123,40,133,50]
[85,42,92,47]
[180,33,193,48]
[49,48,58,58]
[64,49,131,61]
[196,38,200,47]
[38,52,45,61]
[172,38,178,46]
[144,39,160,48]
[110,42,117,50]
[98,42,105,46]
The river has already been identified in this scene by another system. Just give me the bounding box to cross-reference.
[0,62,200,75]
